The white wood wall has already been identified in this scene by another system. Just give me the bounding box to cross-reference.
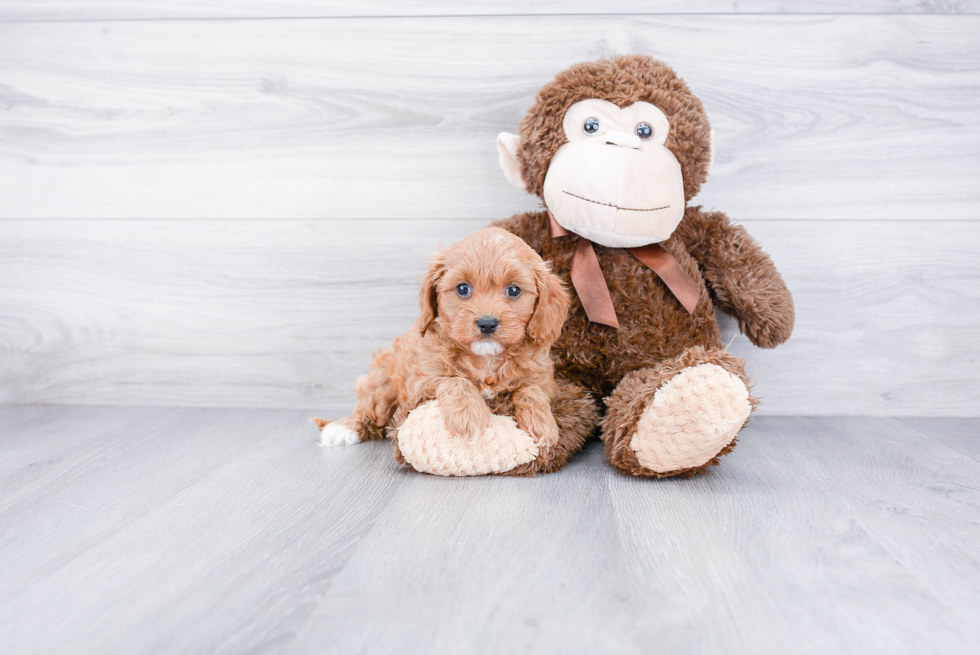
[1,2,978,415]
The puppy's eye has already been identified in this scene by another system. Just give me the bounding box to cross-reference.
[583,117,600,135]
[635,122,653,140]
[456,283,472,298]
[505,285,522,298]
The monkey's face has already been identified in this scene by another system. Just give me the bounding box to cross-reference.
[542,100,686,249]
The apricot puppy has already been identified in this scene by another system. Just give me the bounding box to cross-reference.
[320,227,570,454]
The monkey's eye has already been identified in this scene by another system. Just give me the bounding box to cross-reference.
[583,117,600,135]
[505,285,522,298]
[456,283,472,298]
[635,122,653,140]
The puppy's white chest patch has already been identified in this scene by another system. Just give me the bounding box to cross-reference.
[471,341,503,357]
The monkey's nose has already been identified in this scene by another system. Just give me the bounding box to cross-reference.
[604,130,642,149]
[476,316,499,334]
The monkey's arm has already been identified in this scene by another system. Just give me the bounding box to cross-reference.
[676,206,794,349]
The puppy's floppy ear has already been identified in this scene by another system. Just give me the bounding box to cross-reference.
[527,261,570,346]
[415,250,446,337]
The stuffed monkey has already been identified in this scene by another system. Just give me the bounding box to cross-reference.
[395,54,794,477]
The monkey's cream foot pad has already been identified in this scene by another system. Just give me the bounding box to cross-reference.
[631,363,751,473]
[397,400,539,476]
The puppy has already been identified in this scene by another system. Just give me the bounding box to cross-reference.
[319,227,570,452]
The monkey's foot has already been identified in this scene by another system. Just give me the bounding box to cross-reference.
[395,400,539,476]
[630,363,750,474]
[603,352,753,477]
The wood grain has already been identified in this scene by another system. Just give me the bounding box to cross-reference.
[1,218,976,415]
[1,16,978,220]
[603,416,980,653]
[1,407,977,653]
[0,406,407,653]
[3,1,978,21]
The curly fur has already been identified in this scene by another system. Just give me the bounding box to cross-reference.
[324,227,595,475]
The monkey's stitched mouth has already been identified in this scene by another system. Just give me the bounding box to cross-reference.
[563,190,669,212]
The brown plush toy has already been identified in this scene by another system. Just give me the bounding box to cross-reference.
[395,54,794,477]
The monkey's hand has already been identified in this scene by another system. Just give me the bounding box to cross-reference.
[513,385,560,451]
[736,281,796,349]
[677,207,795,348]
[436,377,493,441]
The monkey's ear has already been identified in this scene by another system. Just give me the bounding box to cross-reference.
[496,132,527,192]
[415,251,445,337]
[528,262,570,347]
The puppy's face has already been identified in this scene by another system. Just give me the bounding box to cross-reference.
[437,252,537,356]
[416,228,569,355]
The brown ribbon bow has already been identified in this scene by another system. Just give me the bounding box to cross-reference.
[548,211,700,329]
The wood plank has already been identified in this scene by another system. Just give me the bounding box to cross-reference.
[0,409,296,591]
[289,442,640,654]
[899,416,980,459]
[0,218,977,415]
[605,415,980,654]
[1,16,977,220]
[3,1,978,21]
[1,408,978,652]
[0,407,403,653]
[0,405,171,496]
[829,417,980,618]
[768,417,980,632]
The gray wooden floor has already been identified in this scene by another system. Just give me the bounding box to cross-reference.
[0,407,977,654]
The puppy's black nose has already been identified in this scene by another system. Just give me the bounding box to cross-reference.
[476,316,499,334]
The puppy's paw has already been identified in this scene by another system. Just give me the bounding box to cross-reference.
[319,420,361,447]
[442,404,493,441]
[530,416,560,451]
[516,405,560,451]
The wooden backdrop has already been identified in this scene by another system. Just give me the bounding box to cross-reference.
[1,2,978,415]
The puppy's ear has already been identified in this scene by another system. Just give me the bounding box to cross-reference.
[415,251,446,337]
[527,261,570,346]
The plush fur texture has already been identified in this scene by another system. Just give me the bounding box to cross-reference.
[396,400,540,476]
[490,54,794,477]
[600,347,758,477]
[321,227,597,476]
[392,379,599,477]
[629,362,750,473]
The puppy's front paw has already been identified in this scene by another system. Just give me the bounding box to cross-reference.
[442,404,493,441]
[514,397,560,450]
[534,416,560,450]
[319,420,361,447]
[518,412,559,451]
